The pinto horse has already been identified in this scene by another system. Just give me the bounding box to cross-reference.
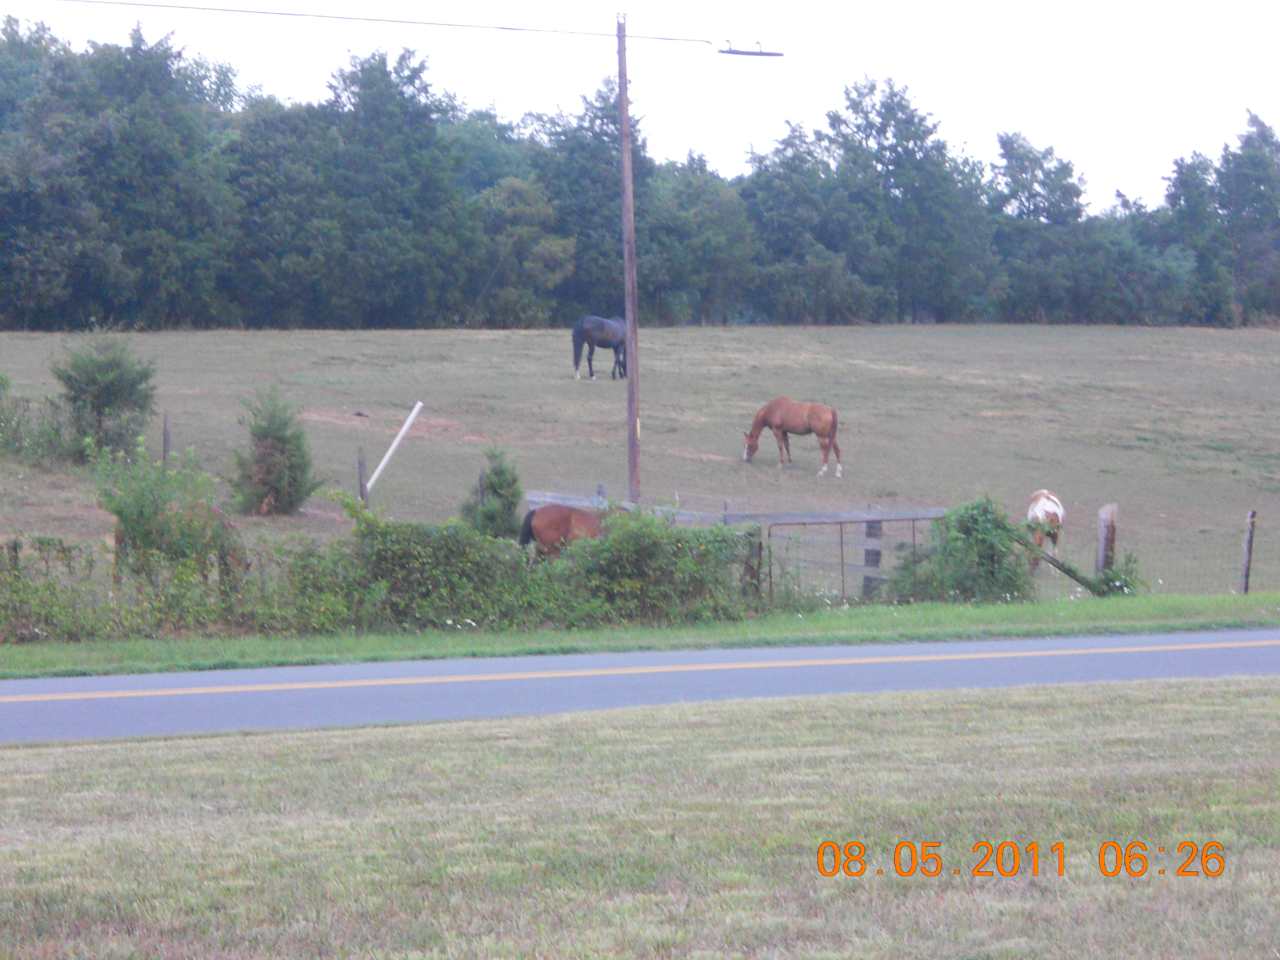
[518,503,603,558]
[572,315,627,381]
[742,396,843,478]
[1026,489,1064,572]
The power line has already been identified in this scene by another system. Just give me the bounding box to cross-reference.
[50,0,715,46]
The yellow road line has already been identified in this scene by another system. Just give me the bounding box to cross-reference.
[2,638,1278,705]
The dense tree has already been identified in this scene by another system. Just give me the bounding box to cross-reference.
[0,20,1275,332]
[639,154,757,324]
[528,80,654,321]
[471,176,575,328]
[1216,114,1280,321]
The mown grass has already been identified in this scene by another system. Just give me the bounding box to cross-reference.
[2,325,1278,596]
[1,676,1276,958]
[2,591,1278,680]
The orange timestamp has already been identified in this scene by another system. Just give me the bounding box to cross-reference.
[816,840,1225,879]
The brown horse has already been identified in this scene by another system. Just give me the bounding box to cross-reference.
[518,504,603,558]
[742,396,843,478]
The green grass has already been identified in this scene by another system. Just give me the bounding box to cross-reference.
[3,591,1278,679]
[2,676,1277,958]
[2,326,1278,597]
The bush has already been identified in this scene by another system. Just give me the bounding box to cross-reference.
[353,508,534,628]
[51,338,156,457]
[888,497,1034,603]
[95,438,247,596]
[0,392,75,462]
[460,448,524,539]
[1095,552,1146,597]
[232,387,323,515]
[557,511,753,624]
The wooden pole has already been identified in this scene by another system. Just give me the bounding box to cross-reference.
[617,15,641,503]
[162,412,171,464]
[1096,503,1118,575]
[1241,510,1257,594]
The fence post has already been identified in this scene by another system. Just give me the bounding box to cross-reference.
[357,447,368,506]
[1096,504,1118,575]
[1241,510,1257,594]
[162,412,171,464]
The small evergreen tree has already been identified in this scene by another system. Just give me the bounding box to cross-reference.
[461,448,523,539]
[51,338,156,457]
[232,387,322,514]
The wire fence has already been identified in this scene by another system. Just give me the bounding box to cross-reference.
[526,489,1272,600]
[765,518,932,602]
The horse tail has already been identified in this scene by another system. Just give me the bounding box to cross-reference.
[571,319,585,372]
[829,406,838,438]
[518,509,536,547]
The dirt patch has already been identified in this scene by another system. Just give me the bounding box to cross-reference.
[301,408,468,438]
[666,447,738,464]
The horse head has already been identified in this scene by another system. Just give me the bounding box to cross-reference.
[742,432,759,462]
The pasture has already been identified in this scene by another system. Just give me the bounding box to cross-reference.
[2,324,1276,595]
[1,676,1277,958]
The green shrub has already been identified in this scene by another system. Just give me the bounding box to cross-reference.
[232,387,323,515]
[888,497,1034,603]
[95,439,246,595]
[353,509,535,628]
[51,338,156,457]
[0,393,75,462]
[557,512,752,624]
[460,448,524,539]
[1095,552,1146,596]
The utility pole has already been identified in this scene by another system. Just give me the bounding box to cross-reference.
[617,15,641,503]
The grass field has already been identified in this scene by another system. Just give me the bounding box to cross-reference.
[2,324,1277,598]
[2,676,1277,958]
[2,591,1279,680]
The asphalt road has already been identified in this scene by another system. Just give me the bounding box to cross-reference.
[2,628,1279,745]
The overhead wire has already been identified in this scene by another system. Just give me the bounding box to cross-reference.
[49,0,716,46]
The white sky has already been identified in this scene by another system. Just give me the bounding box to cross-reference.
[8,0,1278,211]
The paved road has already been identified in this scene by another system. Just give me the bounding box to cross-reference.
[2,629,1279,745]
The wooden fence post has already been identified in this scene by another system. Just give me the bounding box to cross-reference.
[357,447,368,506]
[162,412,171,464]
[1096,503,1118,575]
[1241,510,1257,594]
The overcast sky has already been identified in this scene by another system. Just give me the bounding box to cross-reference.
[8,0,1278,211]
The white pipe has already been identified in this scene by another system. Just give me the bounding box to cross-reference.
[367,401,424,492]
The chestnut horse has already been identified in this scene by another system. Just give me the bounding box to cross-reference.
[518,503,603,558]
[742,396,843,478]
[1026,489,1064,572]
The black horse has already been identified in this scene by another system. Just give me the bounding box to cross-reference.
[571,315,627,380]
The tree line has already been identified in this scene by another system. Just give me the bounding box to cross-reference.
[2,19,1277,331]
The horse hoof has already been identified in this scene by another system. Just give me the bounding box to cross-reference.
[835,465,843,479]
